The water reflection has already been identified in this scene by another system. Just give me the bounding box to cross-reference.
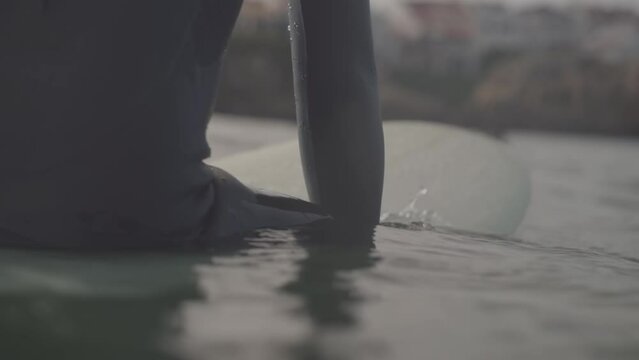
[283,225,380,359]
[284,225,378,327]
[0,249,215,360]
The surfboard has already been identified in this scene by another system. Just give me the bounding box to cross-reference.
[210,121,530,236]
[0,120,529,297]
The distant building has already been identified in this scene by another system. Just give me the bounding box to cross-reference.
[372,1,639,77]
[372,4,421,70]
[515,6,580,51]
[582,7,639,31]
[577,7,639,64]
[408,1,474,40]
[402,1,477,75]
[468,3,524,56]
[583,23,639,64]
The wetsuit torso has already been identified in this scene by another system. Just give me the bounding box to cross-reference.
[0,0,242,249]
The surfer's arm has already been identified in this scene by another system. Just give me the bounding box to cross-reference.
[288,0,384,226]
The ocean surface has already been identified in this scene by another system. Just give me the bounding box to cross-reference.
[1,119,638,360]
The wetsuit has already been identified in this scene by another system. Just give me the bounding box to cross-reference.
[0,0,382,249]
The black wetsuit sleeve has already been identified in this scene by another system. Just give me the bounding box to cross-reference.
[289,0,384,226]
[193,0,243,66]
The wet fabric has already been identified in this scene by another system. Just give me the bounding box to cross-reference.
[0,0,242,249]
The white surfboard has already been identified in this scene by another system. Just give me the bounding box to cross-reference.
[0,121,529,297]
[211,121,530,236]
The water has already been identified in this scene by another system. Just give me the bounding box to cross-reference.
[2,131,639,360]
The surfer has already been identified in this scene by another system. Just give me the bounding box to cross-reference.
[0,0,383,249]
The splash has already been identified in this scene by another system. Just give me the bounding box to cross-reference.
[380,188,450,231]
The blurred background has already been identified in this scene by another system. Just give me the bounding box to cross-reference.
[215,0,639,136]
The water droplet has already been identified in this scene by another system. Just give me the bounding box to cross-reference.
[380,188,449,230]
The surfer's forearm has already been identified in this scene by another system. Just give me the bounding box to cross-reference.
[289,0,384,226]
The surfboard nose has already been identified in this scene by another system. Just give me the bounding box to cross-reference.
[207,166,330,240]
